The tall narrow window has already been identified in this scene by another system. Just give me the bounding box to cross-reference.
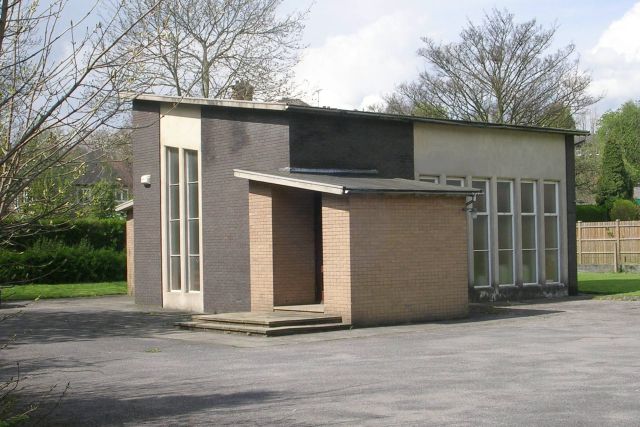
[472,180,490,286]
[497,181,514,285]
[167,147,181,291]
[521,181,538,284]
[185,150,200,292]
[544,182,560,282]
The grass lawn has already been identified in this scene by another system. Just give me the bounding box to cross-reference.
[578,272,640,300]
[0,281,127,301]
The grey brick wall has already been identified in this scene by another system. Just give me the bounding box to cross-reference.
[132,101,162,307]
[201,107,290,313]
[288,112,414,178]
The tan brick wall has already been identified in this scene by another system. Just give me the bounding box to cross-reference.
[249,182,316,311]
[272,187,316,306]
[321,194,468,326]
[249,182,275,311]
[126,213,135,296]
[348,194,468,325]
[322,195,353,323]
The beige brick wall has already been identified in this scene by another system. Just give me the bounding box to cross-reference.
[322,195,353,323]
[126,213,135,296]
[249,182,316,311]
[249,182,275,311]
[322,194,468,326]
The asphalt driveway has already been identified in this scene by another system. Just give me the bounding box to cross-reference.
[1,296,639,426]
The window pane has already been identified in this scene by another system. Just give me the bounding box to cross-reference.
[498,250,514,284]
[169,185,179,220]
[521,182,535,213]
[188,219,199,254]
[544,183,557,214]
[523,249,537,283]
[473,216,489,250]
[170,256,181,290]
[188,183,199,218]
[168,148,179,184]
[170,221,180,255]
[522,216,536,249]
[545,216,558,248]
[474,251,490,286]
[189,256,200,291]
[545,249,559,282]
[497,182,512,213]
[472,181,487,212]
[446,178,464,187]
[185,150,198,182]
[498,216,513,249]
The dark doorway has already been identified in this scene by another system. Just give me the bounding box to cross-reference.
[314,193,324,303]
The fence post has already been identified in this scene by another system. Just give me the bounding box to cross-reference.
[577,221,582,265]
[615,219,621,272]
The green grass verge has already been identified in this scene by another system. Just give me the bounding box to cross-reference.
[0,281,127,301]
[578,272,640,300]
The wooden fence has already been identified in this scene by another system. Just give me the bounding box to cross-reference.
[577,220,640,269]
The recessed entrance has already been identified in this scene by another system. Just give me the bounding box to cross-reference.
[314,192,324,303]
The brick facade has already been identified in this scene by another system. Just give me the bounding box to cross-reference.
[322,194,469,326]
[125,213,134,296]
[132,101,162,307]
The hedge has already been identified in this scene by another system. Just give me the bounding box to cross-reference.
[4,218,125,251]
[0,239,125,285]
[576,204,609,222]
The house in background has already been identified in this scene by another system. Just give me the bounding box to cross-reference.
[75,148,133,204]
[126,94,587,327]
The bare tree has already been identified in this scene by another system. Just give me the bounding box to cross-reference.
[0,0,159,243]
[114,0,307,100]
[386,9,599,127]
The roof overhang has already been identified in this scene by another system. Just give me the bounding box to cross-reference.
[115,199,134,212]
[234,169,480,196]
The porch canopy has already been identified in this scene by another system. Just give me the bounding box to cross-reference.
[235,168,481,327]
[233,168,479,196]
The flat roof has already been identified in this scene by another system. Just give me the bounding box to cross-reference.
[126,93,589,136]
[234,169,480,196]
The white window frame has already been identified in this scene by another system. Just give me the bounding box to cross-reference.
[520,181,538,285]
[445,177,465,187]
[471,178,491,287]
[544,181,561,283]
[419,175,439,184]
[497,180,515,285]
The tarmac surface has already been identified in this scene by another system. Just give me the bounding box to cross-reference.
[1,295,639,426]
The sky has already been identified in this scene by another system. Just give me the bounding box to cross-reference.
[280,0,640,122]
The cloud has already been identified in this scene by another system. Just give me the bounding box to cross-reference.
[293,10,428,110]
[588,2,640,109]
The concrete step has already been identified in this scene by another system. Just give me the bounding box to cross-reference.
[176,320,351,336]
[192,311,343,328]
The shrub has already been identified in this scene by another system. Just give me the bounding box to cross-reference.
[609,199,640,221]
[4,218,125,251]
[576,204,609,222]
[0,239,125,285]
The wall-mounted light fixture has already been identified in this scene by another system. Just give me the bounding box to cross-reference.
[141,174,151,188]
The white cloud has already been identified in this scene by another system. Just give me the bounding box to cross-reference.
[588,2,640,109]
[293,10,429,110]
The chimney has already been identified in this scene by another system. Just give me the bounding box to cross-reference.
[231,80,254,101]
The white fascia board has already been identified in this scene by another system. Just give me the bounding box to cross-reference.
[122,93,287,111]
[233,169,345,195]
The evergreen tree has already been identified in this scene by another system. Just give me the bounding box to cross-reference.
[596,138,633,209]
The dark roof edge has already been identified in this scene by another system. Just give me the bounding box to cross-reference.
[124,93,589,136]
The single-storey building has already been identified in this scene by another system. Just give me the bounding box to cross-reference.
[126,93,587,326]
